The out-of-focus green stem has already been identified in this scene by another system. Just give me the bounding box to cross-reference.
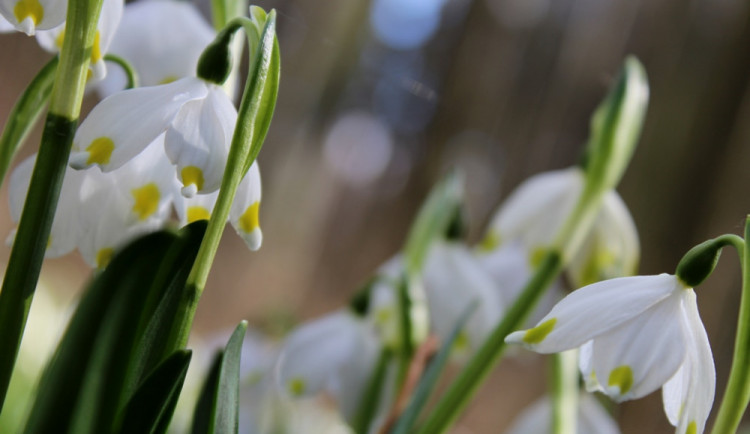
[711,216,750,434]
[552,350,579,434]
[0,0,103,413]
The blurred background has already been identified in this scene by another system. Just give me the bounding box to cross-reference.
[2,0,750,432]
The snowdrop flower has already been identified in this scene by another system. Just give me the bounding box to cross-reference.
[70,76,235,198]
[0,0,65,35]
[505,393,620,434]
[506,274,714,434]
[478,167,639,288]
[275,310,381,421]
[97,0,215,97]
[422,240,503,360]
[34,0,122,80]
[174,161,263,250]
[9,140,180,267]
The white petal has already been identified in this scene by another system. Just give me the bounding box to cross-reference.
[229,162,262,250]
[164,86,234,195]
[423,241,502,360]
[71,77,208,171]
[586,290,686,401]
[488,167,583,251]
[275,310,379,419]
[97,0,214,96]
[505,394,621,434]
[568,189,640,288]
[175,190,219,226]
[505,274,679,353]
[662,289,715,434]
[0,0,66,35]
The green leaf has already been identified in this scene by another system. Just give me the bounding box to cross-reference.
[117,350,192,434]
[351,349,392,434]
[191,321,248,434]
[402,172,463,277]
[391,302,478,434]
[0,56,57,187]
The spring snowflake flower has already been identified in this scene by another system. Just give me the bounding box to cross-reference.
[0,0,66,35]
[70,76,235,198]
[506,393,620,434]
[275,310,381,422]
[506,274,715,434]
[478,167,639,288]
[97,0,215,97]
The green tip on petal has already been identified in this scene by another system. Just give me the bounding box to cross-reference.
[607,365,633,396]
[522,318,556,345]
[288,377,306,397]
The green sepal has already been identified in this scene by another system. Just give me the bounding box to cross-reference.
[0,56,57,187]
[581,56,649,194]
[191,321,248,434]
[675,234,744,288]
[391,302,478,434]
[116,350,192,434]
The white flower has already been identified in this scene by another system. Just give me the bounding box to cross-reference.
[0,0,66,35]
[505,274,715,434]
[34,0,122,80]
[97,0,215,97]
[70,76,235,198]
[9,139,180,267]
[505,393,620,434]
[275,310,381,422]
[479,167,639,288]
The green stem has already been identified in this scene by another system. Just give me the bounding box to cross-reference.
[352,348,392,434]
[0,56,58,187]
[165,13,278,350]
[103,54,138,89]
[711,216,750,434]
[551,350,579,434]
[0,0,103,413]
[415,251,563,433]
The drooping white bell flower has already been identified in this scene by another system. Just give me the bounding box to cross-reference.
[174,161,263,251]
[0,0,66,35]
[505,274,715,434]
[478,167,639,288]
[34,0,122,80]
[70,76,236,197]
[422,240,503,361]
[97,0,215,97]
[505,393,621,434]
[275,310,381,421]
[8,139,180,267]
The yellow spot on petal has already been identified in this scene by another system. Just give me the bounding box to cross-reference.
[238,202,260,233]
[685,421,697,434]
[131,183,160,220]
[608,365,634,395]
[477,230,500,252]
[522,318,556,344]
[288,377,306,397]
[55,29,65,49]
[96,248,114,268]
[453,330,471,353]
[13,0,44,26]
[91,31,102,63]
[181,166,204,192]
[86,137,115,165]
[158,76,179,85]
[187,206,210,223]
[578,250,617,287]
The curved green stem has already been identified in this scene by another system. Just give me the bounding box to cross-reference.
[711,217,750,434]
[0,0,103,413]
[164,12,279,351]
[0,56,58,188]
[103,54,138,89]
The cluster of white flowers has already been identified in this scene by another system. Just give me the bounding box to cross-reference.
[3,0,263,267]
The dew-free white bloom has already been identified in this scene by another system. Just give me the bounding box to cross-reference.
[505,393,620,434]
[506,274,714,434]
[479,167,639,288]
[97,0,215,97]
[70,76,235,198]
[0,0,66,35]
[275,310,380,421]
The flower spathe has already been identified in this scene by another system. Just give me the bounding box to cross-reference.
[70,76,235,197]
[505,274,715,434]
